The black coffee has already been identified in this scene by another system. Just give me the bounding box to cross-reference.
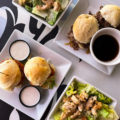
[93,34,119,62]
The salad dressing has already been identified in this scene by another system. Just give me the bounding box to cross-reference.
[20,86,40,107]
[10,41,30,61]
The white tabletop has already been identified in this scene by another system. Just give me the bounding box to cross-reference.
[45,38,120,116]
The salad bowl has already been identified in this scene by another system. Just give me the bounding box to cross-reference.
[12,0,73,28]
[47,76,118,120]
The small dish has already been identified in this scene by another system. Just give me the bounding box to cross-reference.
[47,76,117,120]
[9,40,31,62]
[90,28,120,66]
[12,0,73,28]
[19,85,40,108]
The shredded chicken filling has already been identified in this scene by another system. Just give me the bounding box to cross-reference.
[60,91,102,120]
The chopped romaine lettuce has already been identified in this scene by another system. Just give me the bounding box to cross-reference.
[98,108,109,118]
[48,76,56,89]
[70,79,78,89]
[68,80,87,94]
[32,7,48,18]
[66,80,87,96]
[32,0,42,7]
[91,91,113,104]
[87,115,95,120]
[25,5,32,12]
[26,0,32,4]
[56,0,62,3]
[47,9,59,25]
[77,82,87,94]
[61,0,69,10]
[98,104,119,120]
[85,85,97,94]
[67,117,71,120]
[66,80,112,106]
[74,81,113,105]
[77,84,96,94]
[53,111,61,120]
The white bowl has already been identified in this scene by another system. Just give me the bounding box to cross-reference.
[12,0,73,28]
[90,28,120,66]
[47,76,117,120]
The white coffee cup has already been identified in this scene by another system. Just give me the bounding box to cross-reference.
[90,28,120,66]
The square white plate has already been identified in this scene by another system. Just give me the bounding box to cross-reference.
[12,0,73,28]
[55,0,120,75]
[0,29,72,120]
[47,76,117,120]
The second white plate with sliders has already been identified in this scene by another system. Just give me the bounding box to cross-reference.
[0,29,72,120]
[55,0,120,75]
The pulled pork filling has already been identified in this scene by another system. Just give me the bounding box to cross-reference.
[95,11,120,30]
[94,6,120,29]
[67,26,90,52]
[95,11,111,29]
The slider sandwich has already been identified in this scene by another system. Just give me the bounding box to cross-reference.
[95,5,120,29]
[68,14,99,51]
[0,59,24,91]
[24,57,55,89]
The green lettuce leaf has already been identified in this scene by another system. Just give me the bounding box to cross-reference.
[91,91,113,104]
[32,0,42,7]
[32,7,48,18]
[98,108,109,118]
[48,75,56,89]
[98,104,119,120]
[87,115,95,120]
[47,9,59,25]
[25,5,32,12]
[53,111,61,120]
[61,0,69,10]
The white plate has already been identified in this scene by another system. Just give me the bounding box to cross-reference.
[12,0,73,28]
[0,29,72,120]
[55,0,120,75]
[47,76,117,120]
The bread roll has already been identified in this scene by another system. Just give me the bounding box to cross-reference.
[24,57,51,86]
[0,59,21,91]
[73,14,99,44]
[100,5,120,28]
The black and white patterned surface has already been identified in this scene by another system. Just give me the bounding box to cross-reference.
[0,0,77,120]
